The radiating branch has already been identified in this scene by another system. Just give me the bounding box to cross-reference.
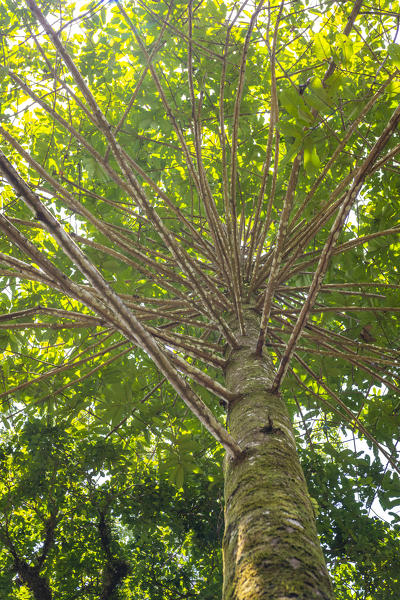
[1,144,241,455]
[272,101,400,391]
[292,354,400,475]
[256,152,302,355]
[246,0,283,281]
[26,0,239,349]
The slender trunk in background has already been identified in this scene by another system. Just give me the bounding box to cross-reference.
[222,310,334,600]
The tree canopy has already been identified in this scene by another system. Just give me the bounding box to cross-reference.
[1,0,400,597]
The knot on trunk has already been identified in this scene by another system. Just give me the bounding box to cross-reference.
[260,416,282,435]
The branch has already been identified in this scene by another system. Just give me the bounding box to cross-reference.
[291,354,400,476]
[166,350,238,405]
[227,1,266,333]
[103,3,171,161]
[26,0,238,347]
[320,0,365,85]
[147,325,226,368]
[0,149,242,455]
[246,0,283,280]
[289,73,395,229]
[0,341,127,403]
[271,101,400,391]
[37,510,59,569]
[187,0,233,282]
[256,151,302,355]
[97,511,131,600]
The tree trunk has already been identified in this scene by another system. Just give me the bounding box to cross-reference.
[13,561,52,600]
[222,311,334,600]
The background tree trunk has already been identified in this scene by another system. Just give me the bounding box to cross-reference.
[223,311,334,600]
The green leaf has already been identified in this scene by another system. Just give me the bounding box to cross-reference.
[304,144,321,175]
[174,463,184,490]
[388,43,400,68]
[313,33,331,61]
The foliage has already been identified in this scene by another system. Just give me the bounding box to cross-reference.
[0,417,224,599]
[0,0,400,597]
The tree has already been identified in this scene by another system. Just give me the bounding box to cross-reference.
[0,418,226,599]
[0,0,400,597]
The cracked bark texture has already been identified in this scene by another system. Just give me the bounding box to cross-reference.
[223,310,334,600]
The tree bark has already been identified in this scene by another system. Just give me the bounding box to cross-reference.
[13,561,52,600]
[222,310,334,600]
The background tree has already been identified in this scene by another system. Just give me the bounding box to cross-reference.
[1,0,400,598]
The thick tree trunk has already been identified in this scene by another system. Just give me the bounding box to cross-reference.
[13,561,52,600]
[222,311,334,600]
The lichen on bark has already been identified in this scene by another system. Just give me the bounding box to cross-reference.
[222,310,334,600]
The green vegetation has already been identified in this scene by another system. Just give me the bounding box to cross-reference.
[1,0,400,597]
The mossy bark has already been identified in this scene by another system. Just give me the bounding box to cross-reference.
[222,312,334,600]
